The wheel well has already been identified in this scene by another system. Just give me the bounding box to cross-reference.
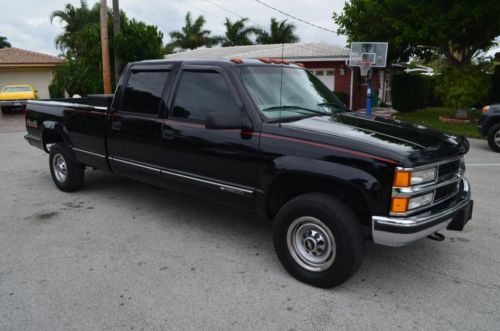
[42,130,64,152]
[268,174,372,226]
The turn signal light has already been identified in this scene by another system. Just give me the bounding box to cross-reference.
[393,170,411,187]
[391,197,409,213]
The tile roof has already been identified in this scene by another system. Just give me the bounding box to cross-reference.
[165,42,349,60]
[0,48,61,65]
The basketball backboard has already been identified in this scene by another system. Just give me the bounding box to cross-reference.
[349,42,388,68]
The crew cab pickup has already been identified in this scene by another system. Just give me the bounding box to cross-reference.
[24,59,473,288]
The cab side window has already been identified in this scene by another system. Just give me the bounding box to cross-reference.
[121,70,169,115]
[172,71,239,121]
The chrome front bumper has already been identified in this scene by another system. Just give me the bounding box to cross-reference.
[372,178,472,247]
[0,100,28,107]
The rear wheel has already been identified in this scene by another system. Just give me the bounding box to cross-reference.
[49,144,85,192]
[1,106,10,113]
[487,123,500,152]
[273,193,364,288]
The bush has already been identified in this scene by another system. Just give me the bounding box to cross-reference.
[334,91,349,105]
[391,73,437,113]
[435,66,491,117]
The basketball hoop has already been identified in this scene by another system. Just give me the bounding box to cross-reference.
[359,61,371,77]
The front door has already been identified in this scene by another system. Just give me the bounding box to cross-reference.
[160,66,259,211]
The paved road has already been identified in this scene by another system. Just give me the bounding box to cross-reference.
[1,113,499,330]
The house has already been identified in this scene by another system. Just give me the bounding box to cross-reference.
[0,48,61,99]
[165,42,392,110]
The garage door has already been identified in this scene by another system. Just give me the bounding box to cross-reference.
[313,69,335,90]
[0,67,53,99]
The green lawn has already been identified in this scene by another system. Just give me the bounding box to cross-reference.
[392,107,482,139]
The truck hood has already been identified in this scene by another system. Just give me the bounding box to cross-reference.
[282,112,469,166]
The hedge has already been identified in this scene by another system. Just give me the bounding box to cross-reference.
[391,73,438,113]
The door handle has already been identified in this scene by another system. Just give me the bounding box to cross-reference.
[111,121,122,131]
[162,127,175,140]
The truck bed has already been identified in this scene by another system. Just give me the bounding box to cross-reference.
[25,94,114,171]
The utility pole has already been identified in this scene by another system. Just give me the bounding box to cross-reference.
[100,0,112,94]
[112,0,121,83]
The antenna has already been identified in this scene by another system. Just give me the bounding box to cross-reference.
[278,43,284,126]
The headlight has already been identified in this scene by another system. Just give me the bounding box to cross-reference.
[482,105,490,113]
[411,167,437,185]
[393,167,437,187]
[408,192,434,210]
[391,192,434,213]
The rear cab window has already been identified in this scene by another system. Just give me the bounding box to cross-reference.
[120,68,170,115]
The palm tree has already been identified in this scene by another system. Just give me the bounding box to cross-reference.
[219,18,257,47]
[168,12,219,50]
[50,0,98,53]
[0,36,11,49]
[256,18,300,44]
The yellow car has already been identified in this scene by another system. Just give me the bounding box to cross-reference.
[0,84,38,113]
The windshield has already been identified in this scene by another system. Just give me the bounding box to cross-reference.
[241,66,348,121]
[2,86,32,92]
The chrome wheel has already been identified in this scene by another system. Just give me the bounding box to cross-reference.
[495,130,500,147]
[286,216,336,272]
[52,153,67,183]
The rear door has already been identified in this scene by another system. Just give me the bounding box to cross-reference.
[160,65,259,211]
[106,64,175,185]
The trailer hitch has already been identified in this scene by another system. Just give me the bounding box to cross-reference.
[427,232,445,241]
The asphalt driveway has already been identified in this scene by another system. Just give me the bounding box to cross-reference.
[0,112,499,329]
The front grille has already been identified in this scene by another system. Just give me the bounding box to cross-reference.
[434,182,459,203]
[438,159,461,179]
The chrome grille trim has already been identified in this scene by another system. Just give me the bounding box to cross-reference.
[391,157,464,217]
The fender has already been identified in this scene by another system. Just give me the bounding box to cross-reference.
[256,156,393,218]
[40,120,73,153]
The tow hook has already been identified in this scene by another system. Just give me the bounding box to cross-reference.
[427,232,445,241]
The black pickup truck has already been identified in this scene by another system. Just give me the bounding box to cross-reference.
[25,59,473,288]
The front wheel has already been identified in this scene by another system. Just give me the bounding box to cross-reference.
[273,193,364,288]
[49,143,85,192]
[487,123,500,153]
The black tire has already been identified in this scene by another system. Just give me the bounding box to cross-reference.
[487,122,500,153]
[273,193,364,288]
[1,106,10,113]
[49,143,85,192]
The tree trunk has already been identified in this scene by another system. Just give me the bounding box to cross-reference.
[455,107,468,119]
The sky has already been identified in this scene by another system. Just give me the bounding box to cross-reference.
[0,0,348,56]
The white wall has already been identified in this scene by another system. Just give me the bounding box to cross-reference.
[0,67,54,99]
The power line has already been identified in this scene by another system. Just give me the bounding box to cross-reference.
[176,0,226,22]
[203,0,267,30]
[252,0,337,34]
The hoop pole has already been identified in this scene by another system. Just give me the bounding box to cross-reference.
[366,70,372,115]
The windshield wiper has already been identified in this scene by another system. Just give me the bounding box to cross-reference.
[261,105,330,116]
[317,102,349,111]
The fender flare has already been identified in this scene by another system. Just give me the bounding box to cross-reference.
[258,156,391,217]
[40,121,72,153]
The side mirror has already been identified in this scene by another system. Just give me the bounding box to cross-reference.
[205,111,252,130]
